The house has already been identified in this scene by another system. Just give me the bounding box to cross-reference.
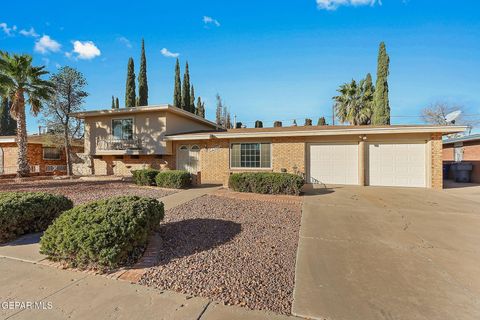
[0,135,84,176]
[443,134,480,183]
[72,104,466,189]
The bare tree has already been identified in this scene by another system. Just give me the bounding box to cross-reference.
[42,66,87,176]
[421,102,476,128]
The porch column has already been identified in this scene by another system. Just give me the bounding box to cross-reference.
[358,140,366,186]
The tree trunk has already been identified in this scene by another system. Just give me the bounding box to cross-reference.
[15,91,30,177]
[64,124,72,176]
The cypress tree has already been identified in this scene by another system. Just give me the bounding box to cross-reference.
[0,97,16,136]
[173,58,182,108]
[318,117,327,126]
[111,96,115,109]
[138,39,148,106]
[372,42,390,125]
[196,97,205,118]
[255,120,263,128]
[181,62,191,111]
[125,57,136,108]
[190,85,195,113]
[115,97,120,109]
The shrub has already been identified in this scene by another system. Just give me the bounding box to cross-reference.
[40,196,164,270]
[155,170,191,189]
[0,192,73,243]
[132,169,160,186]
[229,172,304,195]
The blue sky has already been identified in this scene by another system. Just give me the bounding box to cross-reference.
[1,0,479,132]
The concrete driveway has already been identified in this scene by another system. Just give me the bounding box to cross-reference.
[293,185,480,320]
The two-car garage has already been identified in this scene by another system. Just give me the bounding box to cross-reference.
[307,141,428,188]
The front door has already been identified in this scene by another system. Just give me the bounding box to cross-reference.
[177,144,200,174]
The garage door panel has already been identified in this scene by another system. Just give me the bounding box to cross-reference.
[367,142,426,188]
[308,143,358,185]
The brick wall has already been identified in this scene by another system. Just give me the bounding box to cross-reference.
[431,133,443,189]
[0,142,80,175]
[272,137,305,175]
[92,155,173,176]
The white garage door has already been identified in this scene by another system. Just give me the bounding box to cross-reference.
[367,142,426,187]
[308,143,359,185]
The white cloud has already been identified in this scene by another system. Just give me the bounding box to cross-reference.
[117,36,132,48]
[70,40,101,60]
[0,22,16,36]
[316,0,380,10]
[34,35,61,54]
[203,16,220,27]
[19,27,39,37]
[160,48,179,58]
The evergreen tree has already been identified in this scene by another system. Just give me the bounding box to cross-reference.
[215,94,222,125]
[125,57,136,108]
[181,62,191,111]
[304,118,312,126]
[115,97,120,109]
[196,97,205,118]
[318,117,327,126]
[274,121,282,127]
[0,96,16,135]
[372,42,390,125]
[111,96,115,109]
[292,119,297,126]
[173,58,182,108]
[255,120,263,128]
[190,85,195,113]
[138,39,148,106]
[235,122,242,129]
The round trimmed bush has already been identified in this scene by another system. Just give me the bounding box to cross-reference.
[40,196,164,270]
[155,170,191,189]
[0,192,73,243]
[132,169,160,186]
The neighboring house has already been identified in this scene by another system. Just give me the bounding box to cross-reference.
[72,104,466,189]
[443,134,480,183]
[0,135,84,176]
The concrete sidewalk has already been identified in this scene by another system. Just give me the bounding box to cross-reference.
[0,258,294,320]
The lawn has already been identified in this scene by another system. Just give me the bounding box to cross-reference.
[139,194,302,315]
[0,179,177,204]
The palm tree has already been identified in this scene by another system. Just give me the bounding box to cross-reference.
[333,77,373,125]
[0,52,53,176]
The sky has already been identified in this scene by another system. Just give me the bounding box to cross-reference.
[1,0,480,133]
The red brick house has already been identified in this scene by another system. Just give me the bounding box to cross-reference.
[443,134,480,183]
[0,135,83,176]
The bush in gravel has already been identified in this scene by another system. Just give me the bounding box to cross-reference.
[155,170,191,189]
[0,192,73,243]
[132,169,160,186]
[40,196,164,270]
[229,172,304,195]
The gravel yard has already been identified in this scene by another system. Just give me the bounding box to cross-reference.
[0,179,177,204]
[139,195,302,315]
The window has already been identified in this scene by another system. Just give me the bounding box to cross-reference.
[43,147,61,160]
[112,118,133,140]
[230,143,271,168]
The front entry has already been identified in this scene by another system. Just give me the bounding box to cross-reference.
[176,144,200,174]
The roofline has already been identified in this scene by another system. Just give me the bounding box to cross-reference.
[164,125,468,141]
[443,133,480,144]
[70,104,219,129]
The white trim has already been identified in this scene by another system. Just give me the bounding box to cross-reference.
[164,126,468,141]
[0,137,15,143]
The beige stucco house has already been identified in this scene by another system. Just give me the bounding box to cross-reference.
[72,104,466,189]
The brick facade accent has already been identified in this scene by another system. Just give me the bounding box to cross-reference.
[431,133,443,189]
[271,137,305,175]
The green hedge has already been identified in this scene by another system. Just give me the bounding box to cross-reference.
[132,169,160,186]
[155,170,191,189]
[0,192,73,243]
[229,172,304,195]
[40,196,164,270]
